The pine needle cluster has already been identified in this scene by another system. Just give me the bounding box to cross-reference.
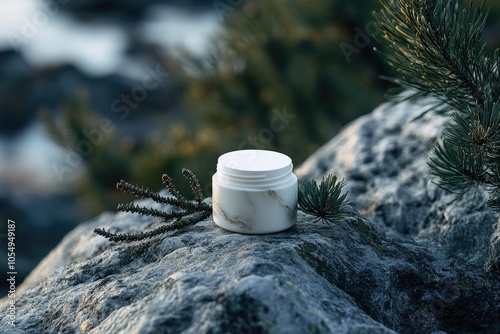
[298,175,351,224]
[94,169,211,242]
[374,0,500,210]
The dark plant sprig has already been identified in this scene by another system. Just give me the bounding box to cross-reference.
[298,174,351,224]
[161,173,188,204]
[116,203,188,220]
[94,212,210,243]
[182,168,204,204]
[94,169,211,243]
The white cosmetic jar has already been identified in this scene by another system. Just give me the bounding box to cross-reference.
[212,149,298,234]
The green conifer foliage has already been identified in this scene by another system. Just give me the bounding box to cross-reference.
[374,0,500,210]
[180,0,388,163]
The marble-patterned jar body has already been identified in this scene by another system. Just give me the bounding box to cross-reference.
[212,150,298,234]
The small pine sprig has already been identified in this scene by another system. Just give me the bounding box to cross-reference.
[298,174,351,224]
[94,169,211,243]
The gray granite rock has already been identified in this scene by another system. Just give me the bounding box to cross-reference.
[1,97,499,333]
[1,198,499,333]
[296,96,500,271]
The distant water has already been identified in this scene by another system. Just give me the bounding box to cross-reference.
[0,123,75,191]
[141,5,222,58]
[0,1,220,76]
[0,0,220,189]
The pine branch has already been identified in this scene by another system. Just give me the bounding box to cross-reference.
[422,0,487,107]
[298,174,351,224]
[444,103,500,155]
[94,211,211,243]
[116,179,176,205]
[116,179,209,212]
[375,0,500,211]
[374,0,497,115]
[429,139,487,194]
[116,203,187,221]
[94,170,211,243]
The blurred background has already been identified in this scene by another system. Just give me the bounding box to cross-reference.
[0,0,499,297]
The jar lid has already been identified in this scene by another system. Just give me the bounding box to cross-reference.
[217,149,292,181]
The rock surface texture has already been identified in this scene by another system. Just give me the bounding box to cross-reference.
[296,97,500,271]
[1,98,499,333]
